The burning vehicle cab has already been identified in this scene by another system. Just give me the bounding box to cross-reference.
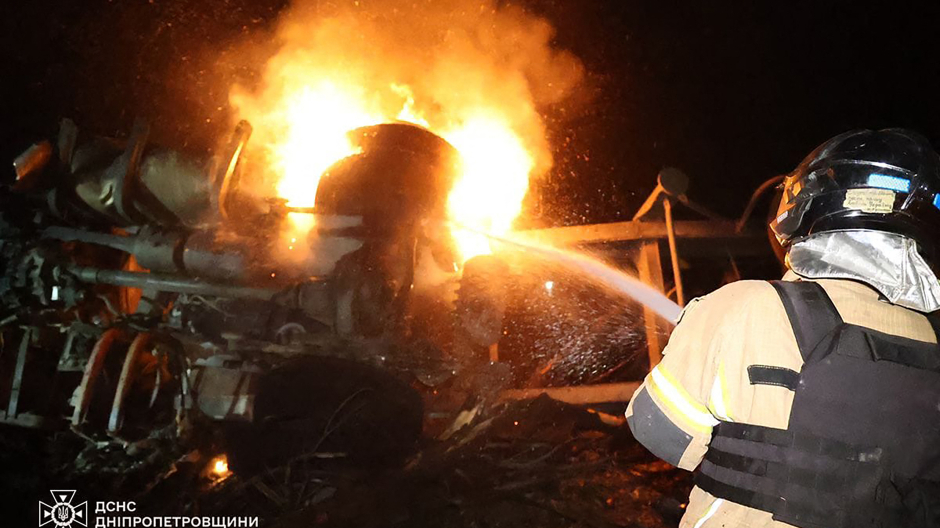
[0,118,477,471]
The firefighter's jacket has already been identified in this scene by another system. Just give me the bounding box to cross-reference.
[625,273,940,528]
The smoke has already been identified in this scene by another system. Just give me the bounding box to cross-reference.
[229,0,584,195]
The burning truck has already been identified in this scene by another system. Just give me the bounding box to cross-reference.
[0,118,516,472]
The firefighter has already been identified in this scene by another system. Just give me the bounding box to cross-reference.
[626,129,940,528]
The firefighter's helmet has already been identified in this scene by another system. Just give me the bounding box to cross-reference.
[770,128,940,269]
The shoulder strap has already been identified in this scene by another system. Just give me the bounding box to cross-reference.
[770,281,843,362]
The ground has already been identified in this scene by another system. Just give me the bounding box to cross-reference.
[2,395,692,528]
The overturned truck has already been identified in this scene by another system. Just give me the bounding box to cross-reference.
[0,119,500,470]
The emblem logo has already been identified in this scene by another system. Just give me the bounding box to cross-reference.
[39,490,87,527]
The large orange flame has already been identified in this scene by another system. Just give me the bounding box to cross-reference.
[229,0,583,264]
[442,116,535,260]
[236,80,534,261]
[273,81,382,209]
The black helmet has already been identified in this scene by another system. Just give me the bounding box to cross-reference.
[770,128,940,268]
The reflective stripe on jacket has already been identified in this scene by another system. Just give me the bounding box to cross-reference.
[625,273,938,528]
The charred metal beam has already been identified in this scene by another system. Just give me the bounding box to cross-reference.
[108,332,153,433]
[520,220,763,246]
[662,198,684,306]
[637,241,667,368]
[7,329,31,418]
[72,328,124,427]
[499,382,642,404]
[42,226,135,252]
[217,120,253,222]
[62,266,280,300]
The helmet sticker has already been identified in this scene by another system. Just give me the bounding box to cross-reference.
[866,173,910,192]
[843,188,895,214]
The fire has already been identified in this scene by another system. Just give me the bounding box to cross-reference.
[442,116,534,260]
[273,81,382,209]
[260,81,383,253]
[391,84,430,129]
[209,454,231,478]
[239,78,533,262]
[228,0,583,264]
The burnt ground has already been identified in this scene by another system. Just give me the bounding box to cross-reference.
[2,394,691,528]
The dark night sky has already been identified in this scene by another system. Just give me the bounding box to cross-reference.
[2,0,940,227]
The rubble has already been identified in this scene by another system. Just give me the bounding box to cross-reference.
[2,392,689,527]
[0,116,771,527]
[280,395,691,528]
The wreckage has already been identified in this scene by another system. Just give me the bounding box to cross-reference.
[0,119,508,470]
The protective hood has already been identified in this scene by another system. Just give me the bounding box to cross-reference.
[787,230,940,313]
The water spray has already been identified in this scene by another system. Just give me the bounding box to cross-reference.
[451,223,683,324]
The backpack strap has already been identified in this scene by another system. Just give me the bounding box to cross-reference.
[770,281,843,362]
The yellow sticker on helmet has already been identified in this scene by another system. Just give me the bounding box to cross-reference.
[843,188,895,214]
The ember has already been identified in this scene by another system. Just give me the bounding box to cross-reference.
[211,455,231,478]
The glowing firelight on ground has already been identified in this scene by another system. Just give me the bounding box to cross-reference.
[256,82,533,263]
[209,454,231,479]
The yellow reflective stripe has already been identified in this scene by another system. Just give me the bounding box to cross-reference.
[692,498,724,528]
[649,380,711,434]
[708,362,734,422]
[655,365,712,414]
[649,365,719,433]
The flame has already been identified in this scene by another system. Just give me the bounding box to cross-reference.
[228,0,583,264]
[273,81,381,208]
[209,454,231,478]
[249,80,382,255]
[238,79,533,262]
[442,116,534,260]
[391,84,430,128]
